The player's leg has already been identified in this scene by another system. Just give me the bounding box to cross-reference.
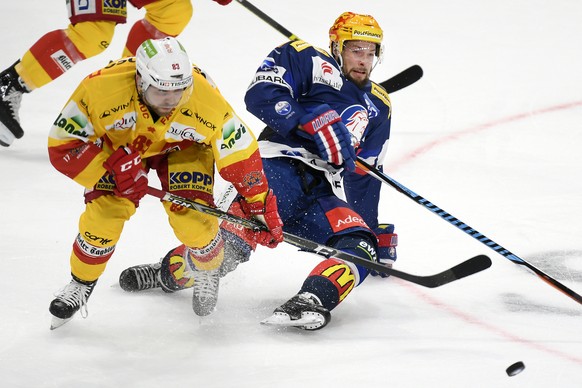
[123,0,193,56]
[50,194,137,329]
[0,1,124,146]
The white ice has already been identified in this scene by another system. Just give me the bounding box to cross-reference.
[1,1,581,387]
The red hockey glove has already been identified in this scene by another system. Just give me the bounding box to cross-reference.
[298,104,356,171]
[103,146,148,206]
[212,0,232,5]
[240,189,284,248]
[370,223,398,278]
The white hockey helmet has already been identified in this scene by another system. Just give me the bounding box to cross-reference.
[135,37,193,93]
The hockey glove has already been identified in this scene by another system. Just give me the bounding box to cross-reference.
[103,146,148,206]
[240,189,284,248]
[212,0,232,5]
[298,104,356,171]
[370,223,398,278]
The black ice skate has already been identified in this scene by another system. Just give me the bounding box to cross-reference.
[191,268,220,316]
[261,292,331,330]
[0,61,29,147]
[49,276,96,330]
[119,262,163,292]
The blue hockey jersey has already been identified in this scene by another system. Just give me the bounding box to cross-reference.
[244,40,392,229]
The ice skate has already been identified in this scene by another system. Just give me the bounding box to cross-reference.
[0,61,29,147]
[49,276,96,330]
[261,292,331,330]
[218,229,252,278]
[119,262,162,292]
[191,268,220,316]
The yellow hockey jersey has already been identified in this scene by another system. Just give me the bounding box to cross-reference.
[48,57,268,201]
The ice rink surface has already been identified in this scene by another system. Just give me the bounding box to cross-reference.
[1,1,581,387]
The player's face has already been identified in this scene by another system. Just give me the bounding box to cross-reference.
[341,41,378,87]
[143,85,186,117]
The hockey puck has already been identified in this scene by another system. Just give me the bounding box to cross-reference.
[506,361,525,376]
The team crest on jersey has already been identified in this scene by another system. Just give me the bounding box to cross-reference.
[311,57,343,90]
[341,105,368,145]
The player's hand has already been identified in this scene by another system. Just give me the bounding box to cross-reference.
[240,189,284,248]
[103,146,148,206]
[298,104,356,171]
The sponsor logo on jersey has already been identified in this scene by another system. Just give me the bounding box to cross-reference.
[221,124,247,149]
[218,117,254,156]
[100,98,134,119]
[168,170,213,193]
[194,112,216,130]
[51,50,74,72]
[326,206,368,232]
[53,113,90,138]
[167,123,206,142]
[105,112,137,131]
[312,57,343,90]
[103,0,128,17]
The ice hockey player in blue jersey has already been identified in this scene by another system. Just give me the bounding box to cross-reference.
[119,11,398,330]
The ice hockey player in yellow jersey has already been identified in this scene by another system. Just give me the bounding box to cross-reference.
[47,37,283,330]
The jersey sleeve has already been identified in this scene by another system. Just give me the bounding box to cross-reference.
[47,79,109,188]
[211,104,269,201]
[244,41,315,137]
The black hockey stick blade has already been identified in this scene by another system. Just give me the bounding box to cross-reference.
[380,64,423,94]
[284,230,491,288]
[147,187,491,288]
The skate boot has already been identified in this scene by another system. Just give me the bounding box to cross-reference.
[261,292,331,330]
[191,268,220,316]
[49,275,97,330]
[218,229,252,278]
[0,61,29,147]
[119,262,162,292]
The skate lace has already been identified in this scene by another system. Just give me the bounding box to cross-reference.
[1,86,22,121]
[56,281,92,318]
[134,265,159,290]
[193,270,219,301]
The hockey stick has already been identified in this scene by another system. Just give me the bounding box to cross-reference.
[234,0,423,94]
[147,186,491,288]
[234,0,300,41]
[355,157,582,305]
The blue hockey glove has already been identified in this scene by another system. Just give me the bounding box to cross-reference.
[370,223,398,278]
[298,104,356,171]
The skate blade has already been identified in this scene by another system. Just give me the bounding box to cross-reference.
[50,316,73,330]
[260,312,325,329]
[0,126,16,147]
